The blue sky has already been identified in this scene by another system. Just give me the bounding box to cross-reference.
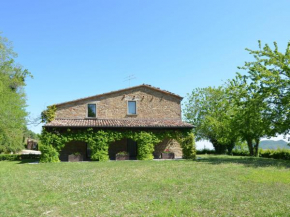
[1,0,290,136]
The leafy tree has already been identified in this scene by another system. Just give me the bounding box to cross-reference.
[227,74,272,156]
[239,41,290,135]
[23,126,40,140]
[184,86,238,154]
[185,41,289,157]
[0,34,31,153]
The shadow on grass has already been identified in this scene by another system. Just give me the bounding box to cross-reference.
[17,159,39,164]
[197,155,290,168]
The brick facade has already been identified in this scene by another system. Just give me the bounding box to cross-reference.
[46,85,192,161]
[55,86,182,120]
[154,139,182,158]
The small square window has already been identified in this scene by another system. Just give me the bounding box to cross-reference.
[128,101,136,115]
[87,104,96,117]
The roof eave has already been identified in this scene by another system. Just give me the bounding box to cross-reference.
[53,84,183,107]
[43,125,194,129]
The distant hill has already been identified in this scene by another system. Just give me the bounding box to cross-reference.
[260,140,290,150]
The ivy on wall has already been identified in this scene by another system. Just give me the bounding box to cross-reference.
[39,128,196,163]
[41,105,57,123]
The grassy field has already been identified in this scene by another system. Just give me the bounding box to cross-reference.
[1,156,290,217]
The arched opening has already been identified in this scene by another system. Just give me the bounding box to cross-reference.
[153,138,182,159]
[59,141,88,161]
[109,138,138,160]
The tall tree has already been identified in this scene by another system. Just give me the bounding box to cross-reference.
[240,41,290,135]
[227,74,272,156]
[0,34,31,153]
[184,86,238,154]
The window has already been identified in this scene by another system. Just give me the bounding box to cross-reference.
[128,101,136,115]
[87,104,96,117]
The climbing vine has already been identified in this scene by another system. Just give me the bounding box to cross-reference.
[39,128,196,162]
[41,105,57,123]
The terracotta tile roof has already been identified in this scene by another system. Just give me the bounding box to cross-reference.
[55,84,183,106]
[44,119,194,128]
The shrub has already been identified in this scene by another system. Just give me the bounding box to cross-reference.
[135,131,157,160]
[232,149,250,156]
[116,151,129,156]
[197,148,250,156]
[180,132,196,159]
[91,150,109,161]
[0,154,40,161]
[259,149,290,160]
[197,146,290,161]
[196,149,216,155]
[39,144,59,163]
[231,148,290,160]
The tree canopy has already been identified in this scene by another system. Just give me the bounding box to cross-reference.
[0,34,32,153]
[184,86,237,154]
[241,41,290,135]
[227,74,271,156]
[184,41,290,156]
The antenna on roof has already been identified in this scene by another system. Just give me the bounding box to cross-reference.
[123,74,136,87]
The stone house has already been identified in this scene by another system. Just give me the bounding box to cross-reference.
[43,84,193,161]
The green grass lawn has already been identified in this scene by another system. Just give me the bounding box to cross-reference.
[1,156,290,217]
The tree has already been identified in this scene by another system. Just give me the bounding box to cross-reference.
[184,86,238,154]
[227,74,271,156]
[240,41,290,135]
[228,41,290,156]
[0,34,31,153]
[23,126,40,140]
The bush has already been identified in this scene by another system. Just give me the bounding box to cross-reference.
[259,149,290,160]
[198,147,290,161]
[197,148,250,156]
[232,148,290,160]
[39,144,59,163]
[181,132,196,159]
[232,149,250,156]
[196,149,216,155]
[0,154,40,161]
[116,151,129,156]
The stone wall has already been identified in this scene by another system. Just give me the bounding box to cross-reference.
[154,139,182,158]
[55,86,181,120]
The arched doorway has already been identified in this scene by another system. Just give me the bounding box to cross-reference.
[109,138,138,160]
[59,141,88,161]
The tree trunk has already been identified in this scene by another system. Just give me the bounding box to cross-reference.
[246,138,254,156]
[210,138,227,154]
[227,141,235,155]
[254,138,260,157]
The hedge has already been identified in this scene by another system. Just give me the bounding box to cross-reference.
[198,148,290,161]
[232,149,250,156]
[196,149,216,155]
[0,154,40,161]
[259,149,290,160]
